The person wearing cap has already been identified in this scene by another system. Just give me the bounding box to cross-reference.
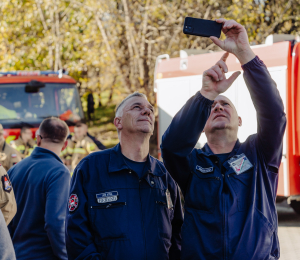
[62,121,99,171]
[11,126,36,159]
[0,124,21,171]
[65,92,183,260]
[0,165,17,225]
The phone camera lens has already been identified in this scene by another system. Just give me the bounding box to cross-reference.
[185,26,193,33]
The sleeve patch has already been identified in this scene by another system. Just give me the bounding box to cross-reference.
[68,194,79,212]
[2,174,12,193]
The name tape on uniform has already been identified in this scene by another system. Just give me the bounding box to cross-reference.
[228,153,253,175]
[96,191,118,203]
[196,165,214,174]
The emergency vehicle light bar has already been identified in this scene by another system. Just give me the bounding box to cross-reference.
[0,70,68,77]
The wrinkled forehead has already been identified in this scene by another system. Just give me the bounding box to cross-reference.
[124,96,151,110]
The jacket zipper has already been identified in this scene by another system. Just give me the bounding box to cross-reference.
[139,179,147,260]
[91,202,126,209]
[223,195,226,260]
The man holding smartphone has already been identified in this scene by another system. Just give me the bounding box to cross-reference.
[161,19,286,260]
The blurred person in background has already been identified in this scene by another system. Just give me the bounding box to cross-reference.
[87,90,95,121]
[8,117,70,260]
[62,120,99,172]
[11,126,36,159]
[0,124,21,171]
[0,165,16,225]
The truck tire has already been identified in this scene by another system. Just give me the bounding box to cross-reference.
[291,200,300,215]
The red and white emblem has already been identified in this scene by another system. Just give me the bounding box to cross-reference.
[68,194,79,212]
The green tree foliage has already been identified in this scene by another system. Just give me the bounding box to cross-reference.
[0,0,299,105]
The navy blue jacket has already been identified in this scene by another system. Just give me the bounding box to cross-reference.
[161,56,286,260]
[8,147,70,260]
[66,143,183,260]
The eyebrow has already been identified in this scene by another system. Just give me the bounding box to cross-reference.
[130,102,154,110]
[212,99,231,105]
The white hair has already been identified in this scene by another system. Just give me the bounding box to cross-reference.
[115,92,147,117]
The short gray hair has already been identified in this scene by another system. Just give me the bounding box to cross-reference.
[115,92,147,117]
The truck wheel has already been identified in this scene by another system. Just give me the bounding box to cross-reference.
[291,200,300,215]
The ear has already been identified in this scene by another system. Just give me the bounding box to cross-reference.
[238,116,242,127]
[61,140,68,151]
[36,135,41,146]
[114,117,123,131]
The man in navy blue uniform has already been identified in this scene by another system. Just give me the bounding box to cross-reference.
[66,92,183,260]
[8,117,70,260]
[161,19,286,260]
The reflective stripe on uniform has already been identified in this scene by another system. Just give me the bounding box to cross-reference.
[16,145,25,152]
[73,148,86,154]
[67,147,74,154]
[89,143,96,151]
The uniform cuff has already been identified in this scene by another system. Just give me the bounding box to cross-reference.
[195,92,214,107]
[241,56,265,71]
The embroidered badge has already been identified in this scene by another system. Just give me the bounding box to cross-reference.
[228,153,253,175]
[96,191,118,203]
[11,154,17,158]
[2,174,12,193]
[68,194,79,212]
[166,189,173,209]
[196,165,214,174]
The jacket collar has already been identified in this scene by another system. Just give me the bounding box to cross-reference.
[197,139,242,170]
[31,147,63,163]
[197,139,241,158]
[108,143,164,177]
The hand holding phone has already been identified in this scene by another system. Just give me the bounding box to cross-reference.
[183,17,222,38]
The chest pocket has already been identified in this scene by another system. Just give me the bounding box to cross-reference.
[185,171,221,213]
[156,189,174,241]
[89,190,128,242]
[227,164,255,211]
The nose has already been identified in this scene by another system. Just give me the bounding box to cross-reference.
[214,103,224,112]
[142,107,151,116]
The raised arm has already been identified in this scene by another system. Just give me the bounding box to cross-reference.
[211,18,286,167]
[161,93,213,193]
[242,57,286,167]
[161,52,240,193]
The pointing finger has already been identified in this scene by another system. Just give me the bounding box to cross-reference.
[220,52,229,63]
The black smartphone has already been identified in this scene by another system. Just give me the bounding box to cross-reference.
[183,17,222,38]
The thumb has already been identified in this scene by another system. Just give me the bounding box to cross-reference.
[226,71,241,86]
[210,36,224,49]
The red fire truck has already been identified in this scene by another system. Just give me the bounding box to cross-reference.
[0,70,84,142]
[155,35,300,214]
